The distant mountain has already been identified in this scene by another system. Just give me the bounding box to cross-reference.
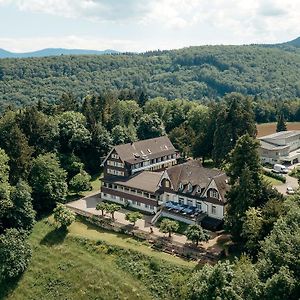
[0,48,119,58]
[283,36,300,47]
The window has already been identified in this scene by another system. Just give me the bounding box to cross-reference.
[187,199,193,206]
[179,197,184,205]
[165,180,170,188]
[209,189,219,199]
[150,205,154,210]
[211,205,217,215]
[145,204,149,209]
[136,202,141,206]
[178,182,184,191]
[112,153,119,159]
[188,183,193,192]
[197,186,202,193]
[196,202,202,210]
[107,168,124,176]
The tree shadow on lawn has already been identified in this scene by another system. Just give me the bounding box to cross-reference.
[0,273,24,299]
[40,227,68,246]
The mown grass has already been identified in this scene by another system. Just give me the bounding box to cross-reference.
[69,217,195,267]
[0,217,195,300]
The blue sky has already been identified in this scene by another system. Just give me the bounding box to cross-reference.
[0,0,299,52]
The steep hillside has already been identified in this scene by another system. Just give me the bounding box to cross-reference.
[0,45,299,110]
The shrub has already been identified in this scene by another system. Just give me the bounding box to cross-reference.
[263,169,286,183]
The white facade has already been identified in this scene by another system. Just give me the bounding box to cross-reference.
[101,191,157,213]
[259,131,300,165]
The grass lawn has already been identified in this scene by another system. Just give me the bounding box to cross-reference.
[0,217,195,300]
[0,220,152,300]
[66,173,102,202]
[263,174,283,186]
[69,217,195,267]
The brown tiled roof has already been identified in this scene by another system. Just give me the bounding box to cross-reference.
[104,171,163,193]
[213,174,230,201]
[166,160,229,203]
[167,160,222,190]
[114,136,176,164]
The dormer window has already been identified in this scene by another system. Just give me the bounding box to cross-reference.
[209,188,219,199]
[188,183,193,192]
[178,182,184,191]
[197,186,202,193]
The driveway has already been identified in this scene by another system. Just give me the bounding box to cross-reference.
[263,167,299,195]
[275,174,298,195]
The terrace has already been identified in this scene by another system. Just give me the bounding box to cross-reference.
[161,201,207,224]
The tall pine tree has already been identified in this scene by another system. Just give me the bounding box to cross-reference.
[276,113,287,132]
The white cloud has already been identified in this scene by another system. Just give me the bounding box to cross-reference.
[0,0,299,49]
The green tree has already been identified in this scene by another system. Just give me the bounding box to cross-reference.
[96,202,108,216]
[29,153,68,212]
[106,204,121,220]
[53,203,75,229]
[137,113,165,140]
[263,267,297,300]
[186,261,238,300]
[0,228,31,281]
[225,166,257,242]
[169,124,195,157]
[69,171,91,194]
[0,112,33,183]
[185,224,209,246]
[276,113,287,132]
[85,123,112,173]
[212,93,256,165]
[58,111,91,152]
[7,180,35,232]
[125,212,143,226]
[159,219,179,237]
[17,106,59,154]
[0,149,12,223]
[186,104,209,133]
[232,256,262,300]
[241,207,263,255]
[226,133,261,185]
[258,198,300,279]
[111,125,137,145]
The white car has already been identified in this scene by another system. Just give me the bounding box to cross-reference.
[286,187,295,195]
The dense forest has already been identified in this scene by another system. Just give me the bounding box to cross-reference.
[0,90,299,299]
[0,44,300,111]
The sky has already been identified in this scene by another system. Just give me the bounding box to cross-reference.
[0,0,299,52]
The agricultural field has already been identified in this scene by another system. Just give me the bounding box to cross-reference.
[0,218,194,300]
[257,122,300,137]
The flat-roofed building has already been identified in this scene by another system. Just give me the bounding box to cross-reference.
[258,130,300,165]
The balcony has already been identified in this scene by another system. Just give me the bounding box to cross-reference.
[131,157,177,174]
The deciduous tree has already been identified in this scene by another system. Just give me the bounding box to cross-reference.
[53,203,75,229]
[159,219,179,237]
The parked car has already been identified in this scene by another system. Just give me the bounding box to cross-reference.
[273,164,289,174]
[286,187,295,195]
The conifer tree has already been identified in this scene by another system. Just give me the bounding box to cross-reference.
[276,113,287,132]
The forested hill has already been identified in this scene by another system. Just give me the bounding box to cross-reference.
[0,44,300,110]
